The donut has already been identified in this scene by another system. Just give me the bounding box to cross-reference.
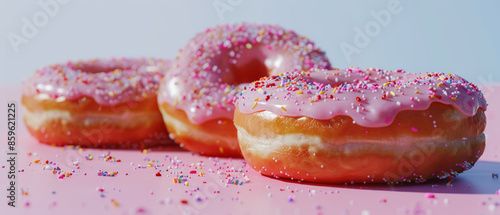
[22,58,172,149]
[234,68,487,184]
[157,23,331,157]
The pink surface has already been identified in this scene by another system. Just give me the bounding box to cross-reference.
[1,85,500,215]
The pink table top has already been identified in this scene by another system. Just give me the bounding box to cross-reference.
[1,85,500,215]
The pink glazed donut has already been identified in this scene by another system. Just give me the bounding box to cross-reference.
[158,23,331,157]
[22,58,171,149]
[234,68,487,183]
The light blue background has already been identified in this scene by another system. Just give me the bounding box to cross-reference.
[1,0,499,87]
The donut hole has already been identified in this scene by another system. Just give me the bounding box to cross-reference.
[219,46,294,85]
[230,58,269,84]
[75,62,132,74]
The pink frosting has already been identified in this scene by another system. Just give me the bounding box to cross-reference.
[23,57,171,105]
[236,68,488,127]
[158,23,331,124]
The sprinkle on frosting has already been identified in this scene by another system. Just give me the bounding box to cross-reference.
[236,68,487,127]
[23,57,171,105]
[158,23,331,124]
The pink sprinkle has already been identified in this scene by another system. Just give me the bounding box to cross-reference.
[411,127,419,132]
[385,117,392,124]
[364,75,369,80]
[58,174,65,179]
[425,193,435,199]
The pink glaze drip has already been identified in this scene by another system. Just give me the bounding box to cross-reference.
[23,57,171,105]
[236,68,488,128]
[158,23,331,124]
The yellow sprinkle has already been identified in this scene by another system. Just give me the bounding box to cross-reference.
[111,199,119,207]
[34,160,40,164]
[451,97,457,101]
[199,173,204,177]
[332,87,338,94]
[219,147,224,154]
[415,90,419,94]
[252,103,258,109]
[280,106,287,112]
[390,91,396,97]
[437,82,443,87]
[257,88,263,93]
[66,173,70,177]
[198,88,205,98]
[199,166,202,169]
[108,91,115,97]
[147,163,153,167]
[173,97,179,106]
[383,82,390,87]
[142,149,148,154]
[185,181,189,186]
[319,91,325,95]
[430,95,435,99]
[246,43,252,49]
[296,91,303,95]
[254,98,260,101]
